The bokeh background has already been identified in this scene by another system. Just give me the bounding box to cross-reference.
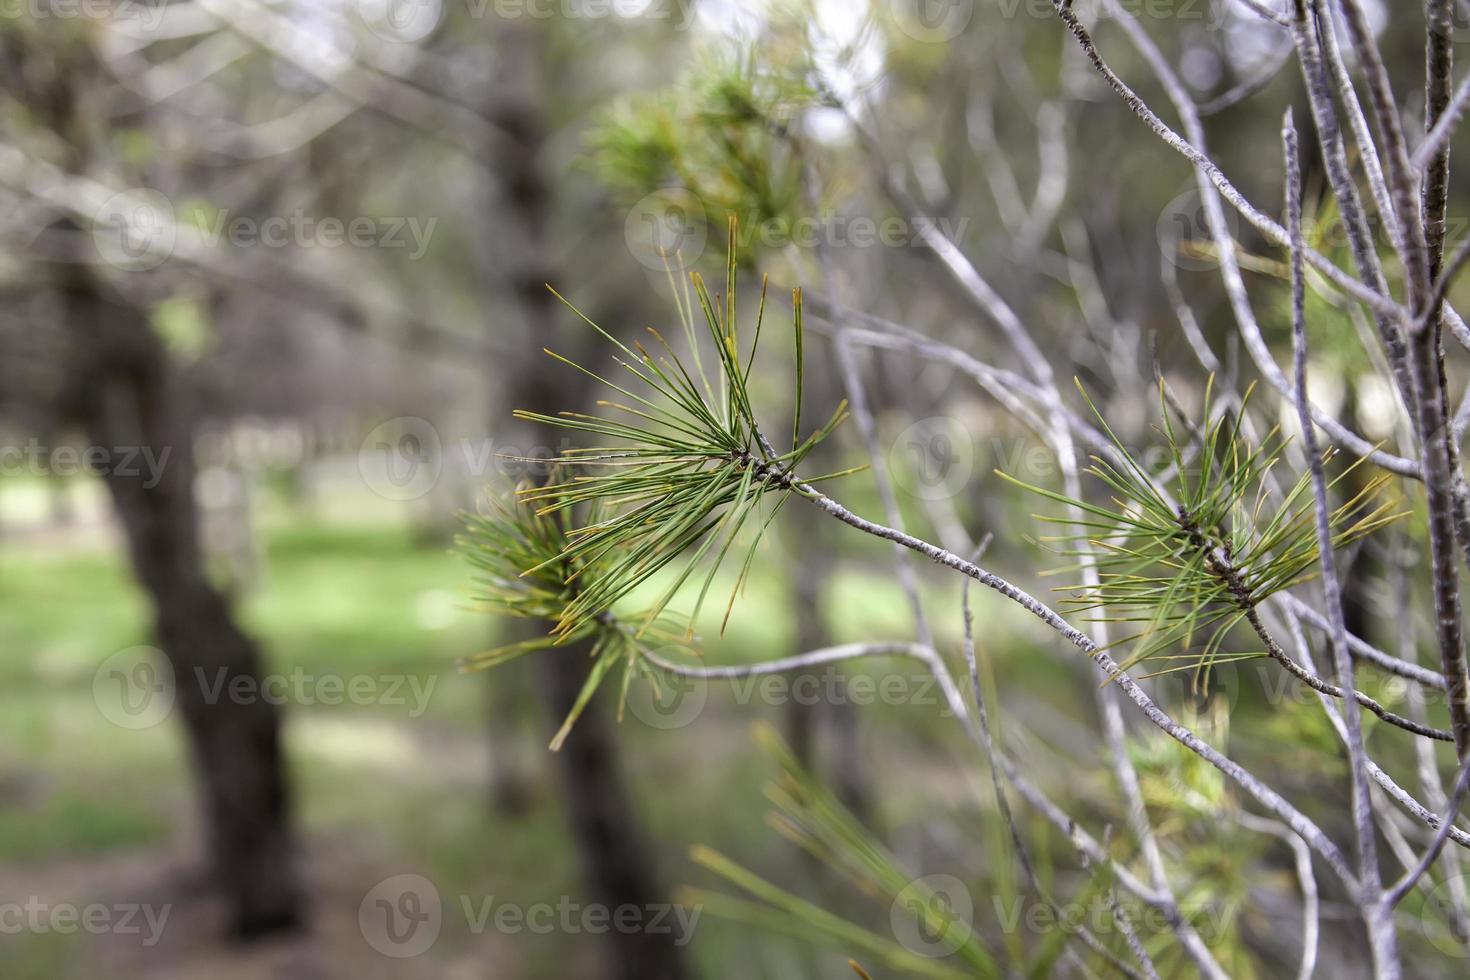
[1,0,1467,977]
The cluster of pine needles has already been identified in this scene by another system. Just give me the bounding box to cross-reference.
[459,485,697,750]
[1003,379,1403,688]
[460,221,856,747]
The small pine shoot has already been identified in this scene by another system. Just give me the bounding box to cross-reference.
[1000,379,1404,688]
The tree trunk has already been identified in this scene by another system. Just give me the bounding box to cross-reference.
[478,20,689,980]
[540,649,690,980]
[63,275,302,938]
[786,554,872,823]
[785,557,821,770]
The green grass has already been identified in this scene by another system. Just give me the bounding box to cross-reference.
[244,522,490,727]
[0,790,171,862]
[0,929,82,980]
[0,547,151,687]
[0,512,777,970]
[0,498,969,978]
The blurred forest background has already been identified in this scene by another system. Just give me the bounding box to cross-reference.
[1,0,1469,978]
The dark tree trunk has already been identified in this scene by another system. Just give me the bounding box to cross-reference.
[540,649,690,980]
[62,275,302,938]
[476,20,689,980]
[785,557,822,770]
[788,554,870,820]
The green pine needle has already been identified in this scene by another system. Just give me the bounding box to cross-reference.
[1001,379,1405,687]
[458,479,696,750]
[460,226,851,748]
[515,221,848,640]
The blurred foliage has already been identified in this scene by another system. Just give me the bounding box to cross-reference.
[590,34,819,258]
[686,723,998,980]
[4,1,1468,975]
